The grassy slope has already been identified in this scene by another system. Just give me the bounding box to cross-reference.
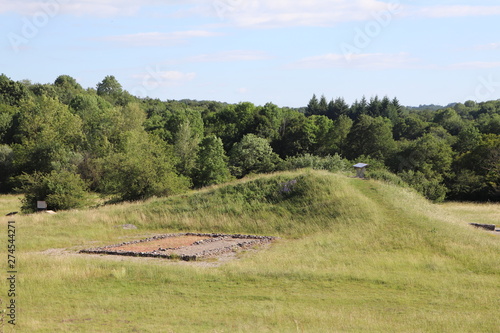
[1,170,499,332]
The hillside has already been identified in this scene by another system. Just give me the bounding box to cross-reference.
[2,170,499,332]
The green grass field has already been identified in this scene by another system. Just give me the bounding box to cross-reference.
[1,170,499,332]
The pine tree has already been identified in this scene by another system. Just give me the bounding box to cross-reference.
[318,95,328,116]
[306,94,320,116]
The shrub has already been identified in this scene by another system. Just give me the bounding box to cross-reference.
[399,170,448,202]
[366,169,408,188]
[17,170,89,213]
[282,153,348,173]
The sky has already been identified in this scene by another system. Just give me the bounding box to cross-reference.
[1,0,500,108]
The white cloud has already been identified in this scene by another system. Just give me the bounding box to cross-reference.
[99,30,221,47]
[449,61,500,70]
[220,0,400,28]
[0,0,188,17]
[133,70,196,87]
[290,52,420,70]
[474,42,500,51]
[411,5,500,18]
[3,1,500,23]
[0,0,135,16]
[229,2,500,28]
[187,50,271,62]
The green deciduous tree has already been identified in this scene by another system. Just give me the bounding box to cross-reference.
[0,103,18,144]
[344,115,396,162]
[96,75,133,105]
[477,113,500,135]
[452,134,500,200]
[392,134,454,201]
[454,124,481,153]
[12,96,83,174]
[332,115,353,155]
[273,113,317,158]
[98,132,188,201]
[0,74,29,106]
[229,134,281,178]
[209,102,256,151]
[97,75,122,97]
[393,114,428,140]
[192,135,232,188]
[54,75,84,104]
[433,108,464,135]
[0,144,13,192]
[254,103,283,141]
[395,133,453,178]
[309,115,335,156]
[174,120,201,177]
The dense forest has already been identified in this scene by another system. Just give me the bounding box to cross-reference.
[1,74,499,212]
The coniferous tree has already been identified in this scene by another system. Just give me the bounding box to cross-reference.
[306,94,320,116]
[368,96,382,117]
[318,95,328,116]
[326,97,350,120]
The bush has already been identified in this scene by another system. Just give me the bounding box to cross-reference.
[399,170,448,202]
[17,170,89,213]
[366,169,408,188]
[281,153,348,173]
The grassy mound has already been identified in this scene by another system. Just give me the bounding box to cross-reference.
[2,170,499,332]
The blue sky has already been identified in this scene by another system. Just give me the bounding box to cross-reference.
[1,0,500,107]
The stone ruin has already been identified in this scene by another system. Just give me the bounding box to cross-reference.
[80,233,277,261]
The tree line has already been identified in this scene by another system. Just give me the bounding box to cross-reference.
[0,74,499,212]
